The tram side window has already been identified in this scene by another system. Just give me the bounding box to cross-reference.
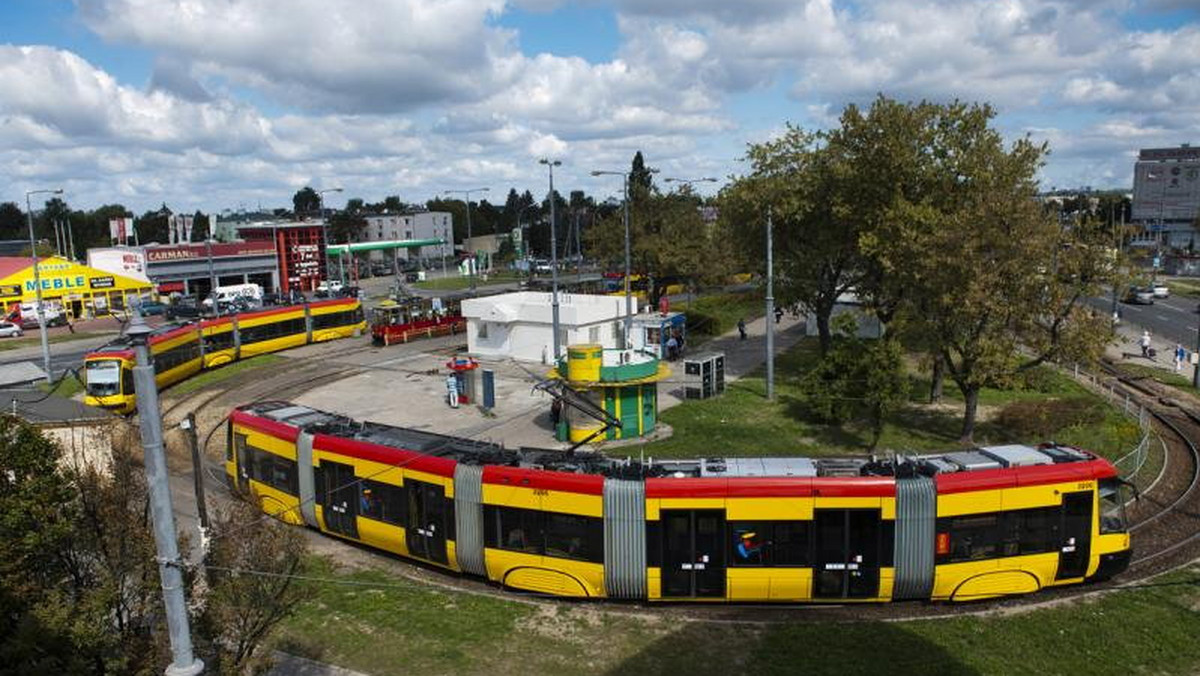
[544,512,603,563]
[204,330,235,352]
[937,507,1062,564]
[728,521,810,567]
[359,479,405,525]
[312,309,362,330]
[154,339,201,373]
[240,318,307,345]
[1099,478,1128,534]
[483,506,602,563]
[244,444,298,495]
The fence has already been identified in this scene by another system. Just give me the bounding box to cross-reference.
[1069,363,1153,482]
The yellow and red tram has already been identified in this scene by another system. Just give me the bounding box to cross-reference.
[227,402,1133,603]
[83,299,365,413]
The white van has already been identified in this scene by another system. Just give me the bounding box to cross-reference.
[202,283,263,309]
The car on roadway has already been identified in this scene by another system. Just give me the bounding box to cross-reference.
[0,321,23,338]
[1123,286,1155,305]
[165,298,203,320]
[1152,282,1170,298]
[136,300,168,316]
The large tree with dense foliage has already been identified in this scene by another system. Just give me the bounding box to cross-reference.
[861,100,1114,442]
[720,126,859,354]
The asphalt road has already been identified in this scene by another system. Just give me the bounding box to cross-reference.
[1088,292,1200,348]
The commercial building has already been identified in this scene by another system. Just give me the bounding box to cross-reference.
[0,256,154,319]
[1132,144,1200,248]
[89,241,280,298]
[461,291,635,364]
[361,212,453,266]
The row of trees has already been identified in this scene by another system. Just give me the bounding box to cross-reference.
[721,97,1118,442]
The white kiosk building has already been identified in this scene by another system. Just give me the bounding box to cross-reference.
[461,291,636,364]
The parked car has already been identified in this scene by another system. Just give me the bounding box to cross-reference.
[1152,283,1170,298]
[137,300,168,316]
[1123,286,1155,305]
[165,299,203,320]
[0,321,23,338]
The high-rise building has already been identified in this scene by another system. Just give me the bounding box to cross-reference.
[1131,144,1200,248]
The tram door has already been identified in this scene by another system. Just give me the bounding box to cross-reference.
[320,461,359,539]
[1056,492,1093,580]
[661,510,726,598]
[813,509,882,599]
[234,433,251,493]
[406,480,449,565]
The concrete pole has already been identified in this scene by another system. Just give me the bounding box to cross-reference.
[543,159,562,362]
[67,216,76,261]
[623,175,632,348]
[466,196,475,293]
[24,190,55,384]
[766,207,775,401]
[129,312,204,676]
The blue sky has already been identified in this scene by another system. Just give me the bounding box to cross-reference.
[1,0,1198,212]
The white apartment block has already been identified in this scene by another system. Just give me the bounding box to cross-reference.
[361,212,454,263]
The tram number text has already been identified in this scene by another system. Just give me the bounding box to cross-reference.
[532,489,550,497]
[1076,482,1093,491]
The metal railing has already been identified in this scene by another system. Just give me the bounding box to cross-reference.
[1069,363,1152,481]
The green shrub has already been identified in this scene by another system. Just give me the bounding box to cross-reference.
[994,397,1104,439]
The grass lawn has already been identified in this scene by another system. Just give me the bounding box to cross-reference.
[272,556,1200,676]
[641,339,1140,460]
[0,330,108,352]
[1167,278,1200,298]
[415,270,523,291]
[1112,361,1195,390]
[675,291,765,343]
[167,354,285,396]
[39,375,84,399]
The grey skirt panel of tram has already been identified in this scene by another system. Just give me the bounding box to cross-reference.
[604,479,647,599]
[297,431,319,528]
[893,475,936,600]
[453,464,487,576]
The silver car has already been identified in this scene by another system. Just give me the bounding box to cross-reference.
[0,321,24,338]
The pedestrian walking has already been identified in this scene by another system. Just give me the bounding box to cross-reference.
[737,318,747,340]
[1140,330,1152,358]
[1175,344,1187,372]
[774,307,783,324]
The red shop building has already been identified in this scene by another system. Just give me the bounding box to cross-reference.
[236,221,327,293]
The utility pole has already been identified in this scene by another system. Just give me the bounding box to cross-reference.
[541,159,562,363]
[25,188,60,385]
[182,412,210,531]
[129,310,204,676]
[766,207,775,401]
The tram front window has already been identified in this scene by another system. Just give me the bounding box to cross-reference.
[1099,478,1128,534]
[85,360,122,397]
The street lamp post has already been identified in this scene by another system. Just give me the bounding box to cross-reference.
[317,187,343,287]
[592,169,658,348]
[444,187,490,293]
[540,159,563,363]
[25,188,62,384]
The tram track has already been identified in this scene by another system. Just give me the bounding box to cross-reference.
[1092,361,1200,574]
[154,342,1200,624]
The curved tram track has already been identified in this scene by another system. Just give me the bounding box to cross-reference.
[161,347,1200,624]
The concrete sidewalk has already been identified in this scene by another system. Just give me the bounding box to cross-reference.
[291,306,808,451]
[1109,320,1198,382]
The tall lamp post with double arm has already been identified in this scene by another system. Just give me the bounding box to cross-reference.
[591,168,657,347]
[25,188,62,384]
[444,187,490,293]
[540,159,563,362]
